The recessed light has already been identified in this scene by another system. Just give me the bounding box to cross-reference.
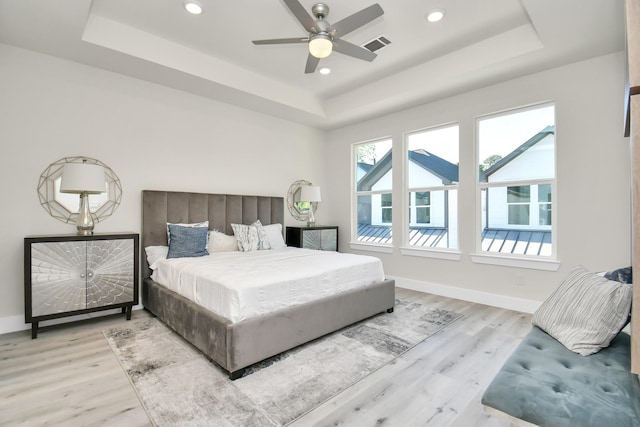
[426,9,445,23]
[184,1,203,15]
[319,67,331,75]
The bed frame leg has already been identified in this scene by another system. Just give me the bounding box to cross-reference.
[229,368,245,381]
[386,307,394,313]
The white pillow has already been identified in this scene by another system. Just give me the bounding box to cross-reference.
[145,245,169,269]
[532,266,632,356]
[263,223,286,249]
[208,230,239,253]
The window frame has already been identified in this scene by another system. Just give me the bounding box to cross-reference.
[351,137,394,251]
[473,102,558,267]
[401,123,461,259]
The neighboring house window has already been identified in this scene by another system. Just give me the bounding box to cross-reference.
[411,191,430,224]
[507,185,530,225]
[406,124,459,249]
[381,193,392,223]
[478,104,555,256]
[538,183,552,226]
[354,138,393,244]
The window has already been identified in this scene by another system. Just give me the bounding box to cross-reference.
[507,185,530,225]
[538,184,552,226]
[406,124,459,249]
[411,191,430,224]
[381,193,392,223]
[354,138,393,244]
[478,104,555,257]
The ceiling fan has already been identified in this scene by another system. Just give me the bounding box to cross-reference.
[252,0,384,74]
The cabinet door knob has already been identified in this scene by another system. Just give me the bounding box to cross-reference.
[80,273,86,278]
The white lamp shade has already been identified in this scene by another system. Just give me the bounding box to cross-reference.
[60,163,106,194]
[309,35,332,59]
[300,185,321,202]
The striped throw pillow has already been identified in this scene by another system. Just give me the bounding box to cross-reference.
[532,266,632,356]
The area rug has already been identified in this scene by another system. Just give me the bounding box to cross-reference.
[103,296,463,427]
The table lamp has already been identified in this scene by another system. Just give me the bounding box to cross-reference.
[300,185,321,227]
[60,160,106,235]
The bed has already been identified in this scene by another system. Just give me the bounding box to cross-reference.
[141,190,395,379]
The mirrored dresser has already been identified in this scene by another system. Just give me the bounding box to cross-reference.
[24,233,139,338]
[285,226,338,251]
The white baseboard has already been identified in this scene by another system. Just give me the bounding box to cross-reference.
[0,305,144,336]
[389,275,541,314]
[0,314,29,335]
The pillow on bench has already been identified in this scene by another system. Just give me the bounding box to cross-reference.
[532,266,632,356]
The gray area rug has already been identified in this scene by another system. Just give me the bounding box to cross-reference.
[103,297,463,426]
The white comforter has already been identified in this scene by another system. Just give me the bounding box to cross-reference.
[150,247,385,323]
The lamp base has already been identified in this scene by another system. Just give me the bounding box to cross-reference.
[76,192,95,235]
[307,206,316,227]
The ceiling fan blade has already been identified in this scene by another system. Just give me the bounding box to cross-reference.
[283,0,321,33]
[305,53,320,74]
[333,39,377,61]
[253,37,308,45]
[329,4,384,37]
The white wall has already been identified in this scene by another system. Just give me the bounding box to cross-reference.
[325,51,630,307]
[0,43,326,332]
[0,43,631,331]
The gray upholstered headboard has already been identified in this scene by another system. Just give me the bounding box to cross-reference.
[141,190,284,278]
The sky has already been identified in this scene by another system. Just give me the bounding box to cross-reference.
[401,104,555,164]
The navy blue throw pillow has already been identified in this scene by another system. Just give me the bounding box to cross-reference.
[604,267,633,284]
[167,224,209,259]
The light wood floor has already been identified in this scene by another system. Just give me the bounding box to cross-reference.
[0,288,531,426]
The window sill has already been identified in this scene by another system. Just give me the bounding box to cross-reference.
[470,252,560,271]
[349,242,394,254]
[400,247,462,261]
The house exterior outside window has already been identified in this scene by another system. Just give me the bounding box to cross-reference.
[354,138,393,245]
[478,104,555,257]
[405,125,459,250]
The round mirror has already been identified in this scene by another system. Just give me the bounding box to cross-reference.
[37,156,122,225]
[287,179,318,221]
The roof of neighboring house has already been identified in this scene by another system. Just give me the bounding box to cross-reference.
[481,228,552,256]
[357,162,374,174]
[357,225,551,256]
[409,149,459,184]
[357,150,392,191]
[357,149,458,191]
[479,125,555,182]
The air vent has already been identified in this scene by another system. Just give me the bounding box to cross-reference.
[362,35,391,53]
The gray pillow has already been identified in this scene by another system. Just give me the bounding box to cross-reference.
[532,266,632,356]
[167,224,209,258]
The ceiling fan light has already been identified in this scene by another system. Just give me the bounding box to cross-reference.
[309,35,333,59]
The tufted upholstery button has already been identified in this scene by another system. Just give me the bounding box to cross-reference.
[601,385,613,393]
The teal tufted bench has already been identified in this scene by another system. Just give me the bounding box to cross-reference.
[482,326,640,427]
